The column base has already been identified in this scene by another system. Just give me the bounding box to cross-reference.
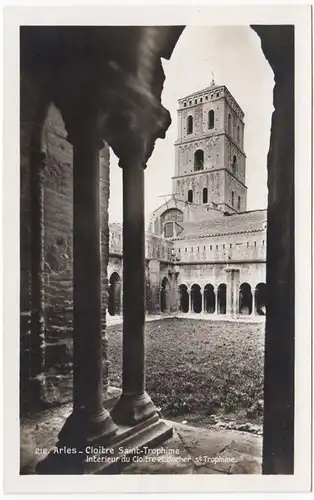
[59,408,119,444]
[36,415,173,475]
[110,391,158,426]
[36,409,118,474]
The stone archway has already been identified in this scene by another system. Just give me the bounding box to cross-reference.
[108,272,121,316]
[191,283,202,313]
[255,282,267,315]
[204,284,215,313]
[239,282,253,315]
[217,283,227,315]
[179,284,189,313]
[20,24,295,476]
[160,277,171,313]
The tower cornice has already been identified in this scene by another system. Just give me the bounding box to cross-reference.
[178,84,245,119]
[174,130,247,158]
[172,167,248,190]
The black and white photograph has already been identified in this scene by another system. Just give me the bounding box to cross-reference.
[1,2,312,495]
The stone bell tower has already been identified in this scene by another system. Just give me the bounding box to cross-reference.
[172,78,248,214]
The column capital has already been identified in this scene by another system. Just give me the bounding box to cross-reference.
[60,106,105,150]
[105,103,170,170]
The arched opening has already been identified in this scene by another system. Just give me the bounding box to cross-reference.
[217,284,227,314]
[160,277,171,313]
[204,284,215,314]
[208,109,214,129]
[187,115,193,134]
[228,113,232,134]
[179,284,189,313]
[231,191,235,206]
[108,272,121,316]
[163,221,174,238]
[194,149,204,171]
[237,125,240,143]
[191,283,202,313]
[202,187,208,204]
[232,155,237,174]
[187,189,193,203]
[239,282,253,315]
[255,282,267,315]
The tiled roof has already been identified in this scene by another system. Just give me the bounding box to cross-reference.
[172,209,267,239]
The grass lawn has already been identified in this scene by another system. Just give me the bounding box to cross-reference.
[107,318,265,426]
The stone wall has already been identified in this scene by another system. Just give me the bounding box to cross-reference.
[173,229,266,263]
[21,101,110,337]
[177,261,265,290]
[20,76,110,399]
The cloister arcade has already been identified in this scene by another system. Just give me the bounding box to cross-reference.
[108,274,266,318]
[178,282,267,316]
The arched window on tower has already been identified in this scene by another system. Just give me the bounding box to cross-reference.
[231,191,235,206]
[203,187,208,204]
[237,196,241,210]
[208,110,214,129]
[237,125,240,144]
[232,155,237,175]
[228,113,232,134]
[188,189,193,203]
[194,149,204,171]
[187,115,193,135]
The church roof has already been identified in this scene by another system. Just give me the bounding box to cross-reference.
[172,209,267,239]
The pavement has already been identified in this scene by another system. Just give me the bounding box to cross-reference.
[106,313,265,327]
[21,389,262,475]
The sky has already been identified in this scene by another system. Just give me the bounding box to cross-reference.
[108,25,274,223]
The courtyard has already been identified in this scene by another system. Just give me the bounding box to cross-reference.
[21,317,265,475]
[107,318,265,428]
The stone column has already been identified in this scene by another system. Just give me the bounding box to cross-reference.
[29,103,50,408]
[175,272,180,313]
[252,288,256,316]
[111,161,158,425]
[59,111,117,443]
[203,290,207,314]
[225,269,233,317]
[252,26,295,474]
[233,270,240,317]
[214,288,218,315]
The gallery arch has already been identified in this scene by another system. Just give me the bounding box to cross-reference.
[217,284,227,315]
[255,282,267,315]
[108,272,121,316]
[191,283,202,313]
[160,277,171,313]
[179,284,189,313]
[204,284,215,314]
[239,282,253,315]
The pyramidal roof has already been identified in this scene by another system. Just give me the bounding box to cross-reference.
[178,79,221,101]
